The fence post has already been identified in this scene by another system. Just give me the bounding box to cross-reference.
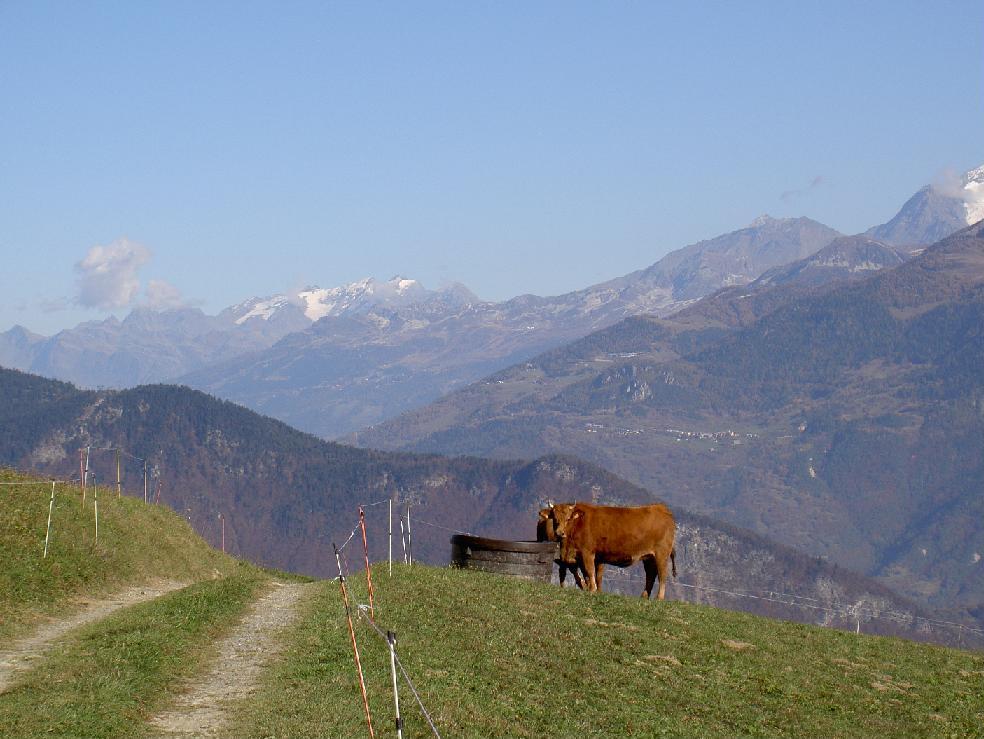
[360,507,375,619]
[93,476,99,543]
[400,519,407,564]
[143,460,148,504]
[388,631,403,739]
[406,505,413,567]
[334,543,375,739]
[116,449,122,498]
[43,482,55,558]
[388,499,393,577]
[82,446,90,508]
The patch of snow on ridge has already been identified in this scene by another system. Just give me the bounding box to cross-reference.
[234,296,290,324]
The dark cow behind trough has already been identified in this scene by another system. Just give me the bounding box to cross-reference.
[553,502,677,600]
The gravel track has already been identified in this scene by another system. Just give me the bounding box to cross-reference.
[0,580,187,693]
[148,580,312,738]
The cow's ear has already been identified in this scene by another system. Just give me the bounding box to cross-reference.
[572,510,583,520]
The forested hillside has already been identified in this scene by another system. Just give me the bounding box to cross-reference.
[0,367,956,643]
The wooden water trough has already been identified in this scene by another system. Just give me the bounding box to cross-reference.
[451,534,559,582]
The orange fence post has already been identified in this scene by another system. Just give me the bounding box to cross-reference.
[335,543,375,738]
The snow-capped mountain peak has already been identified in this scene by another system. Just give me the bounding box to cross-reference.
[226,276,471,325]
[232,296,292,325]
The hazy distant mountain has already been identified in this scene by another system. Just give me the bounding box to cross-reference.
[865,164,984,246]
[353,222,984,617]
[753,235,909,288]
[179,216,844,438]
[0,325,45,372]
[0,277,477,389]
[1,366,959,646]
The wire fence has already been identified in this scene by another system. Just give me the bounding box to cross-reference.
[337,496,984,652]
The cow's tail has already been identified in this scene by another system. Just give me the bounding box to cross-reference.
[671,546,677,578]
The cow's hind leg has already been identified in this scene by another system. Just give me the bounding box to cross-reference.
[642,557,658,599]
[654,552,671,600]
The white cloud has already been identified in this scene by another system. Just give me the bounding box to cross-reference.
[144,279,186,310]
[74,238,151,310]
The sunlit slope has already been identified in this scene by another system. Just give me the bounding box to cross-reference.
[233,565,984,739]
[0,469,242,642]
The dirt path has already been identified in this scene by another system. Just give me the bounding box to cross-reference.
[149,580,312,738]
[0,580,187,693]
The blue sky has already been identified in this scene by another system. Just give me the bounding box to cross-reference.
[2,1,982,335]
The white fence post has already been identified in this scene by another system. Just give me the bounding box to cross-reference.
[388,631,403,739]
[406,504,413,567]
[43,482,55,558]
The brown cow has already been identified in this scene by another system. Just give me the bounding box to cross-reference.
[554,502,677,600]
[537,504,604,589]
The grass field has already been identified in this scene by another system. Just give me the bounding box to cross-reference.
[0,574,265,739]
[0,468,241,642]
[3,468,982,738]
[231,565,984,738]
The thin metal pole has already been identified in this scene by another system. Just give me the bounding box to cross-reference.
[43,482,55,558]
[388,499,393,577]
[388,631,403,739]
[93,477,99,543]
[143,461,148,504]
[79,449,84,501]
[359,507,375,619]
[82,446,90,508]
[116,449,121,498]
[219,513,225,553]
[400,519,407,564]
[335,543,375,739]
[406,505,412,567]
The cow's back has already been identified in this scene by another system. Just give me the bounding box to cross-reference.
[569,503,674,561]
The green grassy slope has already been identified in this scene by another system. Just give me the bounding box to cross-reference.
[0,574,265,739]
[0,470,278,739]
[0,468,248,641]
[235,565,984,739]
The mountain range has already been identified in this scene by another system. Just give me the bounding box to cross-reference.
[3,167,981,439]
[353,221,984,621]
[1,366,967,646]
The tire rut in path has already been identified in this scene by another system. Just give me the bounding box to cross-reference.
[0,580,187,693]
[149,580,312,738]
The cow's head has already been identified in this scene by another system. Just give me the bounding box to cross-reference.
[548,503,578,540]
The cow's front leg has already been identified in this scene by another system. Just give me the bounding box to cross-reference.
[581,552,599,592]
